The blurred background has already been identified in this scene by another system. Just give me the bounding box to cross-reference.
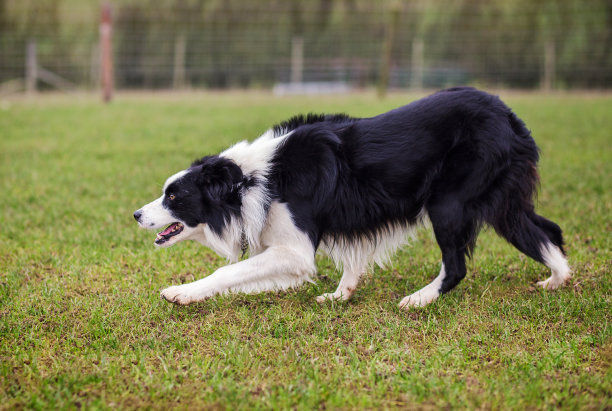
[0,0,610,96]
[1,3,610,408]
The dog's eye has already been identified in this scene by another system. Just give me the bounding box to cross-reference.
[168,194,176,200]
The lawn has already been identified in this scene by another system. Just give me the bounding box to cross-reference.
[0,91,610,409]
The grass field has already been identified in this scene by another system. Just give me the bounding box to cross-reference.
[0,91,610,409]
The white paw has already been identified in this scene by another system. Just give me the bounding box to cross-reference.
[316,293,338,303]
[399,289,439,309]
[160,285,199,305]
[537,275,568,290]
[316,291,350,303]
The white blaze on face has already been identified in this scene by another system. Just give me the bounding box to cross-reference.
[163,169,188,191]
[137,196,175,229]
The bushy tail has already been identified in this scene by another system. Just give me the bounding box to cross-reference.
[508,110,565,255]
[489,206,565,264]
[484,110,566,262]
[529,213,565,254]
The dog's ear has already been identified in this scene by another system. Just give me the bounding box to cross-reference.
[198,159,244,200]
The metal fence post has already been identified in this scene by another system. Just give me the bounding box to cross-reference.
[100,2,114,102]
[290,36,304,84]
[411,38,424,90]
[378,3,400,98]
[542,39,555,91]
[26,40,37,94]
[173,32,187,89]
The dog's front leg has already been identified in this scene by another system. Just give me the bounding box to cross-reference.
[160,246,316,305]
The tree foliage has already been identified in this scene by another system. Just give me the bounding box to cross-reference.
[0,0,609,88]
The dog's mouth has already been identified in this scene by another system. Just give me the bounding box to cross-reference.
[155,222,184,245]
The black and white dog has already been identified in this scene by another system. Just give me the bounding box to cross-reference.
[134,87,570,307]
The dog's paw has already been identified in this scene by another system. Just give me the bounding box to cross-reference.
[316,293,337,303]
[537,276,567,290]
[315,291,351,303]
[398,295,423,309]
[160,285,196,305]
[399,290,437,309]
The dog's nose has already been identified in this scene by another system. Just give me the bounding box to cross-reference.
[133,210,142,221]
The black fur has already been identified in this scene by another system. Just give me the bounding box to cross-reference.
[267,87,564,295]
[272,113,352,136]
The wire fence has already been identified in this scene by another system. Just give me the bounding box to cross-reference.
[1,0,610,93]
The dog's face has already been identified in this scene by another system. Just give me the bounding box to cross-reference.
[134,156,244,248]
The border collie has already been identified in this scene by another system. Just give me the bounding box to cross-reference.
[134,87,570,307]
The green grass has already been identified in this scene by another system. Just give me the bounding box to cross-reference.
[0,91,610,409]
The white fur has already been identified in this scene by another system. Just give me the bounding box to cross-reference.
[220,130,290,177]
[194,221,242,263]
[256,128,276,141]
[163,169,188,191]
[217,131,291,254]
[321,221,421,273]
[537,242,571,289]
[160,202,317,305]
[316,213,425,302]
[399,263,445,308]
[138,196,172,229]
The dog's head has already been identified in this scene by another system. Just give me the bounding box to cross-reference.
[133,155,244,248]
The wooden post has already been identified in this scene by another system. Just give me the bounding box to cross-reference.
[378,3,400,98]
[290,36,304,84]
[542,39,555,91]
[173,32,187,89]
[26,40,37,94]
[410,38,424,90]
[100,3,113,103]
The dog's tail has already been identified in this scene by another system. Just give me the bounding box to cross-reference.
[482,110,565,262]
[529,212,565,254]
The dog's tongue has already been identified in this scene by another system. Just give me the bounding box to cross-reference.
[159,223,178,236]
